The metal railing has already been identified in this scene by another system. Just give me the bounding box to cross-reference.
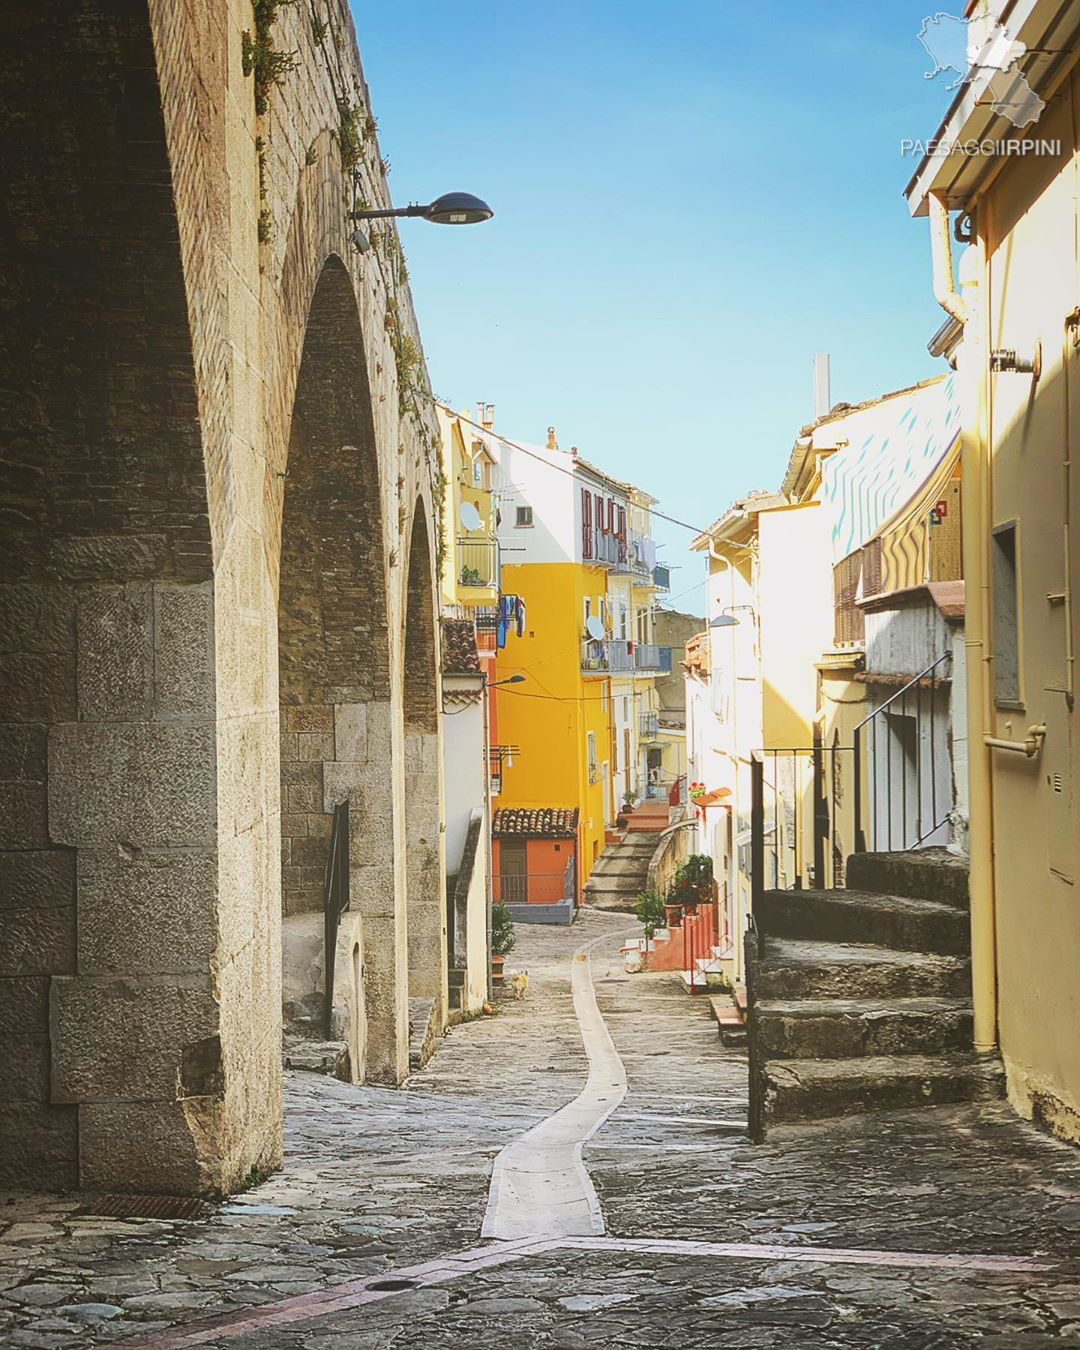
[640,711,660,738]
[750,746,855,910]
[495,859,575,906]
[456,537,497,588]
[749,651,955,912]
[854,652,952,853]
[323,799,350,1037]
[581,636,633,674]
[682,901,720,992]
[633,643,664,672]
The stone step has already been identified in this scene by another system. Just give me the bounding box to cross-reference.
[761,1052,1005,1126]
[757,938,971,1001]
[583,874,642,896]
[846,849,969,911]
[756,996,972,1060]
[408,997,438,1072]
[588,856,651,879]
[757,888,968,956]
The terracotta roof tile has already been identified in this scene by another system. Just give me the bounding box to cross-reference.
[441,618,481,674]
[493,807,579,839]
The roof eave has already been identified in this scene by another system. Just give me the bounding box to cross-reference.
[904,0,1080,216]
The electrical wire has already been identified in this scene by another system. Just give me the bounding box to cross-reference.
[430,398,711,538]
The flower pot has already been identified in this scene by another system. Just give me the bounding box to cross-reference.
[491,953,506,986]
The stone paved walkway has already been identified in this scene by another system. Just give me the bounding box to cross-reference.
[3,909,1080,1347]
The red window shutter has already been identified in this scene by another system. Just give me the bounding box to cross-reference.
[618,506,627,562]
[607,499,615,533]
[582,488,592,558]
[595,493,604,534]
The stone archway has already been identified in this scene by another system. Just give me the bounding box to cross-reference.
[277,256,405,1084]
[0,2,234,1193]
[402,501,447,1030]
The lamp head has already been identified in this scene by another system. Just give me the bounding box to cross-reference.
[710,613,740,628]
[423,192,494,225]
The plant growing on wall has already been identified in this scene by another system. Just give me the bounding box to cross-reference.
[242,0,300,115]
[491,902,516,957]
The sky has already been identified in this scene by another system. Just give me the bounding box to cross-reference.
[353,2,965,616]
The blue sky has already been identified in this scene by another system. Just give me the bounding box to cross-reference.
[354,2,962,614]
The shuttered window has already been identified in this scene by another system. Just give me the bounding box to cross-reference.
[582,489,592,558]
[833,553,865,646]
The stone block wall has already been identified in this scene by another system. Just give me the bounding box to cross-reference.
[0,0,445,1191]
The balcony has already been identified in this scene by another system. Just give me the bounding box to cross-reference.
[584,530,622,567]
[640,711,660,739]
[581,636,634,675]
[456,537,498,590]
[633,643,671,674]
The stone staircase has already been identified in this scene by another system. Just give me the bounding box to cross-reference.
[582,832,657,912]
[747,849,1004,1139]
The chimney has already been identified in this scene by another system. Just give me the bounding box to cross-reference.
[813,354,832,420]
[570,445,578,458]
[546,425,557,450]
[482,403,495,430]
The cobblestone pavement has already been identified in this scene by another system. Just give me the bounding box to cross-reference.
[3,909,1080,1347]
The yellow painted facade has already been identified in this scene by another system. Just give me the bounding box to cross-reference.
[494,561,613,882]
[906,62,1080,1143]
[437,408,498,612]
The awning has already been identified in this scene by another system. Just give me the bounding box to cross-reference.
[821,374,962,565]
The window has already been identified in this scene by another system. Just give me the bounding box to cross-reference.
[583,596,592,628]
[581,488,593,558]
[515,505,533,528]
[992,521,1021,705]
[601,684,608,712]
[587,731,597,783]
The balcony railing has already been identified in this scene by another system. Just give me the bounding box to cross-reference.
[495,857,576,906]
[633,643,667,673]
[457,537,497,589]
[640,711,660,738]
[581,636,634,675]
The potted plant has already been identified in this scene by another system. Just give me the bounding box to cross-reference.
[491,900,516,986]
[634,888,667,946]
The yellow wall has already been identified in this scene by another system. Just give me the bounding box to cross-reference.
[494,561,612,882]
[438,412,497,610]
[973,84,1080,1142]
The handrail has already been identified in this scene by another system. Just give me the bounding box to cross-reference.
[323,799,350,1037]
[852,651,952,733]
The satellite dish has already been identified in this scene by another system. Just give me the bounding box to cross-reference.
[459,500,482,532]
[586,615,606,641]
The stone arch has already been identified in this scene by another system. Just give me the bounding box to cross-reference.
[278,255,405,1082]
[0,2,234,1193]
[402,500,447,1026]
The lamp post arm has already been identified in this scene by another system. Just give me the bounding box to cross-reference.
[349,203,428,221]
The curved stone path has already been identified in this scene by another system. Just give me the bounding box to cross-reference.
[481,931,631,1240]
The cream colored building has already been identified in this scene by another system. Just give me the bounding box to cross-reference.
[906,0,1080,1143]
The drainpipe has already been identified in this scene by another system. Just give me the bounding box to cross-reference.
[956,224,998,1055]
[929,191,969,327]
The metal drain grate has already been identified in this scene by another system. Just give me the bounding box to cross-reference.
[75,1194,212,1221]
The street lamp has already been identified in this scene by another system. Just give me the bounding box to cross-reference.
[488,674,525,687]
[351,191,494,253]
[711,605,755,628]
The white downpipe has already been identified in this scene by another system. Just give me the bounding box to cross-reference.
[929,192,969,327]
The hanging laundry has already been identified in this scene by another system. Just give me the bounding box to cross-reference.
[514,595,526,637]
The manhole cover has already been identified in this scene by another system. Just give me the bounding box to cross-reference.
[75,1194,212,1221]
[368,1278,418,1292]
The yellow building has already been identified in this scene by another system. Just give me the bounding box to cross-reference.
[437,404,499,614]
[906,9,1080,1143]
[483,429,666,911]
